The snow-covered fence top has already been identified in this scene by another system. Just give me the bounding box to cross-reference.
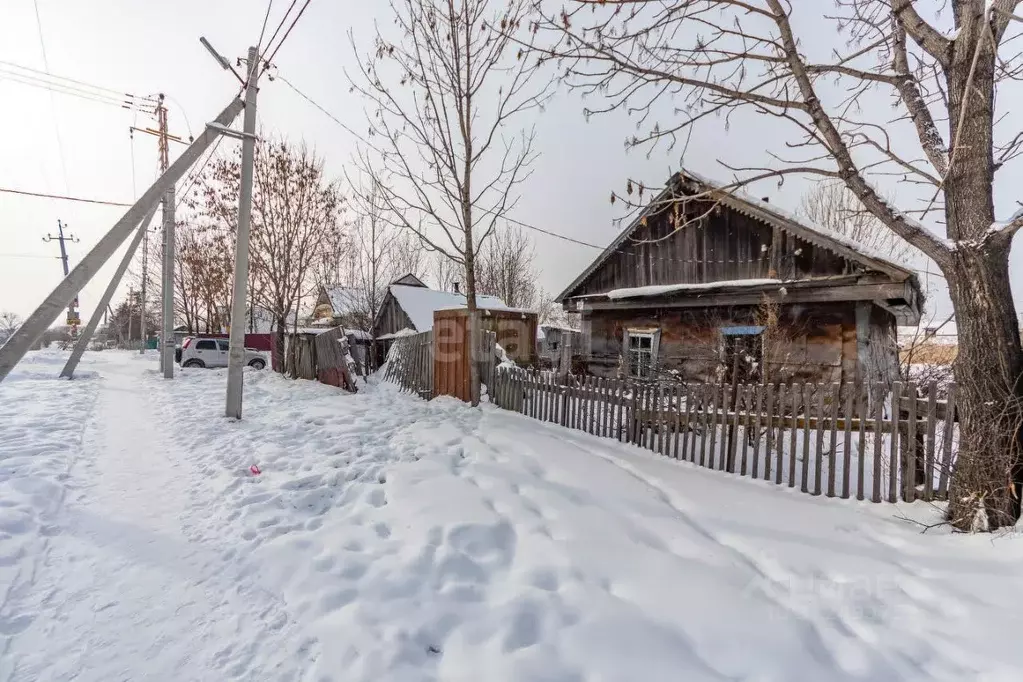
[491,372,956,505]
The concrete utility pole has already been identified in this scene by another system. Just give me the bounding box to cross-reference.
[225,46,260,420]
[0,97,245,384]
[132,94,185,369]
[61,202,160,378]
[43,221,80,342]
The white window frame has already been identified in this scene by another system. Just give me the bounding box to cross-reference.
[625,327,660,379]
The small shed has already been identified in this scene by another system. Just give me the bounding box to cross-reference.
[537,324,582,365]
[371,273,511,365]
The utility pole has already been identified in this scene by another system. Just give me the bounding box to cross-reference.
[225,46,260,420]
[43,221,79,345]
[0,97,245,384]
[132,94,187,370]
[61,204,159,378]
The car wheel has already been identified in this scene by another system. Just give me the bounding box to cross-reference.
[182,359,205,368]
[248,359,266,370]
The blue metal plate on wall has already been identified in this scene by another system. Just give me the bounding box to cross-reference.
[720,325,765,336]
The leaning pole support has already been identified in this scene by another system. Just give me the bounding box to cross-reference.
[60,202,160,379]
[0,97,245,384]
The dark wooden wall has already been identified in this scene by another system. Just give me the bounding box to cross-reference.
[571,200,850,297]
[372,292,415,337]
[582,302,859,385]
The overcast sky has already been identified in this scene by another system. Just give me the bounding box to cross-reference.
[2,0,1016,330]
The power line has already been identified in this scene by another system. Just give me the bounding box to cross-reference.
[256,0,275,53]
[0,69,155,111]
[0,59,158,103]
[0,252,59,260]
[275,72,604,251]
[33,0,70,193]
[262,0,298,64]
[263,0,312,68]
[0,186,132,207]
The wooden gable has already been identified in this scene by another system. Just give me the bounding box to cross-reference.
[559,170,915,302]
[566,197,852,298]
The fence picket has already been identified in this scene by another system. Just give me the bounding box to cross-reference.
[889,381,902,503]
[787,384,798,487]
[708,383,721,469]
[872,383,884,503]
[814,386,825,496]
[751,385,764,479]
[938,384,956,499]
[905,381,918,502]
[698,385,709,467]
[827,383,840,498]
[842,384,854,499]
[764,384,775,481]
[740,385,752,475]
[682,385,694,461]
[775,384,787,484]
[800,384,810,492]
[856,385,867,501]
[672,384,682,459]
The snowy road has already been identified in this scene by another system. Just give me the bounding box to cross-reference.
[1,350,1022,681]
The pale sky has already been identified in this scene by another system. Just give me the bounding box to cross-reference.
[2,0,1017,330]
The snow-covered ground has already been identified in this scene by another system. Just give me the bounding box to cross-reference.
[1,350,1021,681]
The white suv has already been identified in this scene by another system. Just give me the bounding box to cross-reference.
[179,337,267,370]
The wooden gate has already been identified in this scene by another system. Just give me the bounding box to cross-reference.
[432,309,498,402]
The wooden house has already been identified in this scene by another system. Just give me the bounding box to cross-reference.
[371,273,511,363]
[556,169,922,387]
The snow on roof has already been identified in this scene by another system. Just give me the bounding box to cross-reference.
[324,285,363,316]
[346,329,373,341]
[389,285,509,331]
[376,327,418,341]
[606,278,782,300]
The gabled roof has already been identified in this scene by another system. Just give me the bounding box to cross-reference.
[387,285,510,331]
[390,273,427,288]
[322,285,363,316]
[557,168,917,302]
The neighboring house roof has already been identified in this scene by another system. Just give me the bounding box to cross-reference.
[388,285,510,331]
[557,167,918,303]
[322,285,364,317]
[390,273,428,288]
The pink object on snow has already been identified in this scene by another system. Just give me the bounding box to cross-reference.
[250,465,261,475]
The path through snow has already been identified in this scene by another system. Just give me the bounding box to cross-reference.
[1,350,1021,681]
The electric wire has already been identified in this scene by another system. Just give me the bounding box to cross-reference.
[32,0,70,192]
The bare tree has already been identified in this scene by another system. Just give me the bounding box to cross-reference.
[477,224,539,308]
[432,251,460,292]
[535,0,1023,530]
[0,312,22,347]
[351,0,552,404]
[800,182,918,267]
[199,138,343,370]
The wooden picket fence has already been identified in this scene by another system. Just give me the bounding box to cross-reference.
[491,370,958,504]
[383,331,434,399]
[384,328,496,401]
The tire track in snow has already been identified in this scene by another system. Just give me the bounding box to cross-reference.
[536,425,973,680]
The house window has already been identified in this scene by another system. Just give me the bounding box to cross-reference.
[626,328,660,379]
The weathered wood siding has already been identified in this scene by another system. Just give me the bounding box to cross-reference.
[372,291,415,337]
[582,302,859,385]
[572,200,850,296]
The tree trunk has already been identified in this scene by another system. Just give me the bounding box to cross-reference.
[273,317,286,374]
[945,246,1023,530]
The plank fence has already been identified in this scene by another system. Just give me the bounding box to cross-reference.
[383,331,434,399]
[491,370,958,504]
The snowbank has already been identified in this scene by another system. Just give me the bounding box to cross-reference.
[2,352,1023,681]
